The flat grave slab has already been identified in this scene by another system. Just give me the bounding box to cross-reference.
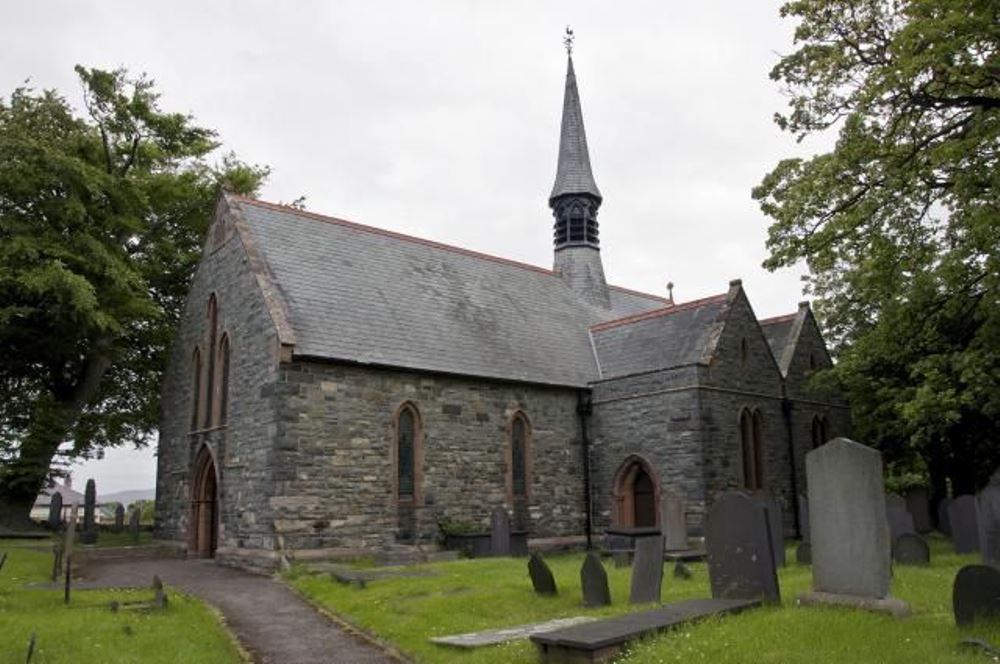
[531,598,760,664]
[318,563,437,588]
[431,617,595,649]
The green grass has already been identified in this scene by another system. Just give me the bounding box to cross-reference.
[287,536,1000,664]
[0,540,245,663]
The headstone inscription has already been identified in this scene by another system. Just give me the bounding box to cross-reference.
[80,479,97,545]
[938,498,953,536]
[905,487,933,533]
[114,504,125,533]
[979,481,1000,567]
[661,490,688,551]
[528,552,557,595]
[129,506,141,543]
[953,564,1000,627]
[47,491,63,530]
[705,492,780,604]
[887,507,917,542]
[798,494,810,542]
[800,438,909,616]
[629,535,664,604]
[580,552,611,607]
[950,495,981,555]
[892,533,930,566]
[490,507,511,557]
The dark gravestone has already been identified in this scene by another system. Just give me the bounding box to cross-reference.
[528,552,557,595]
[0,552,6,574]
[939,498,953,536]
[705,492,780,604]
[660,490,688,551]
[892,533,930,566]
[629,535,664,605]
[129,507,141,543]
[114,504,125,533]
[950,495,981,554]
[80,479,97,545]
[979,483,1000,567]
[886,493,906,511]
[798,494,810,542]
[47,492,63,530]
[796,541,811,565]
[152,575,168,610]
[887,507,916,543]
[905,487,933,533]
[953,564,1000,627]
[757,495,786,568]
[490,507,511,557]
[673,560,692,580]
[580,552,611,607]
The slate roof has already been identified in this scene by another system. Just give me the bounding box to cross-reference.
[33,482,86,508]
[230,197,667,387]
[589,294,730,380]
[550,56,602,203]
[759,308,805,376]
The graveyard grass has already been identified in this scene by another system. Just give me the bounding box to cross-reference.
[0,539,245,663]
[287,535,1000,664]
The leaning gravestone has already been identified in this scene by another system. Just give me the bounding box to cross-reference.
[705,492,780,604]
[892,533,930,566]
[629,535,664,604]
[799,438,909,616]
[114,504,125,533]
[953,564,1000,627]
[490,507,511,557]
[939,498,953,536]
[80,479,98,545]
[129,506,141,543]
[661,490,688,551]
[905,487,933,533]
[580,552,611,607]
[798,494,810,542]
[950,495,981,555]
[979,481,1000,567]
[887,507,917,542]
[528,552,557,595]
[47,491,63,530]
[759,495,786,568]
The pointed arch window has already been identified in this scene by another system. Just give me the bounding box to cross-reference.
[190,347,202,431]
[217,334,230,425]
[204,295,219,429]
[396,405,419,500]
[740,408,765,490]
[811,415,828,449]
[510,413,530,499]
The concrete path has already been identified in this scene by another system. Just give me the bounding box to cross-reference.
[84,557,397,664]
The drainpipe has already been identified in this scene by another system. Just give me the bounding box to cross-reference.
[577,390,594,550]
[782,398,801,538]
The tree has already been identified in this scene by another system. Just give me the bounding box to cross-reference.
[754,0,999,499]
[0,66,268,527]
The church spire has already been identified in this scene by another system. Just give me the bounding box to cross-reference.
[549,54,602,205]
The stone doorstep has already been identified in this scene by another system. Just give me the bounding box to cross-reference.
[531,598,761,664]
[430,617,596,649]
[797,591,912,618]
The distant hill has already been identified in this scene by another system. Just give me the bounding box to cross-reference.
[99,489,155,506]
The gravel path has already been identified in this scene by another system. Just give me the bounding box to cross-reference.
[84,557,397,664]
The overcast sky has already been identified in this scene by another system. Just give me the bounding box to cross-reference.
[4,1,830,493]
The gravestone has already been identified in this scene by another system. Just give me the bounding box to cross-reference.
[64,503,78,604]
[490,507,511,557]
[629,535,664,604]
[528,552,557,595]
[114,504,125,533]
[953,564,1000,627]
[152,575,168,609]
[950,495,981,554]
[673,560,692,580]
[0,552,6,574]
[886,493,906,511]
[80,479,97,545]
[660,490,688,551]
[938,498,953,536]
[905,487,933,533]
[580,552,611,607]
[795,541,811,565]
[47,492,63,530]
[129,507,141,543]
[887,507,917,542]
[705,492,779,604]
[798,494,810,542]
[800,439,908,616]
[979,481,1000,567]
[51,542,63,582]
[757,495,786,568]
[892,533,930,566]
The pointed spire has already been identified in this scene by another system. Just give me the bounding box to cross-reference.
[550,55,602,204]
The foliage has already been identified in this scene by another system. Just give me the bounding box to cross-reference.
[129,499,156,523]
[288,539,995,664]
[0,66,268,524]
[754,0,1000,492]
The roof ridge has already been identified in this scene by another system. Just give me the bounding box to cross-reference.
[232,196,556,277]
[590,292,728,332]
[759,311,798,325]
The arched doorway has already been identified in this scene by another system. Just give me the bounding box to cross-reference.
[190,445,219,557]
[612,456,660,528]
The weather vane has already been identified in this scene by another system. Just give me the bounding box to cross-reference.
[564,26,574,55]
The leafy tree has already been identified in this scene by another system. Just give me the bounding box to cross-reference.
[755,0,999,500]
[0,66,268,527]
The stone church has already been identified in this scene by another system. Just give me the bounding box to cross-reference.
[155,54,850,569]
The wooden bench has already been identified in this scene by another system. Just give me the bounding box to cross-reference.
[530,598,760,663]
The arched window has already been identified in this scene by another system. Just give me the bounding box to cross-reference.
[205,295,219,429]
[217,334,230,425]
[741,409,765,490]
[190,347,202,431]
[510,413,530,499]
[740,337,749,365]
[396,404,419,501]
[811,415,828,449]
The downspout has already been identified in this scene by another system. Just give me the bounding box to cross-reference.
[577,390,594,550]
[782,397,801,538]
